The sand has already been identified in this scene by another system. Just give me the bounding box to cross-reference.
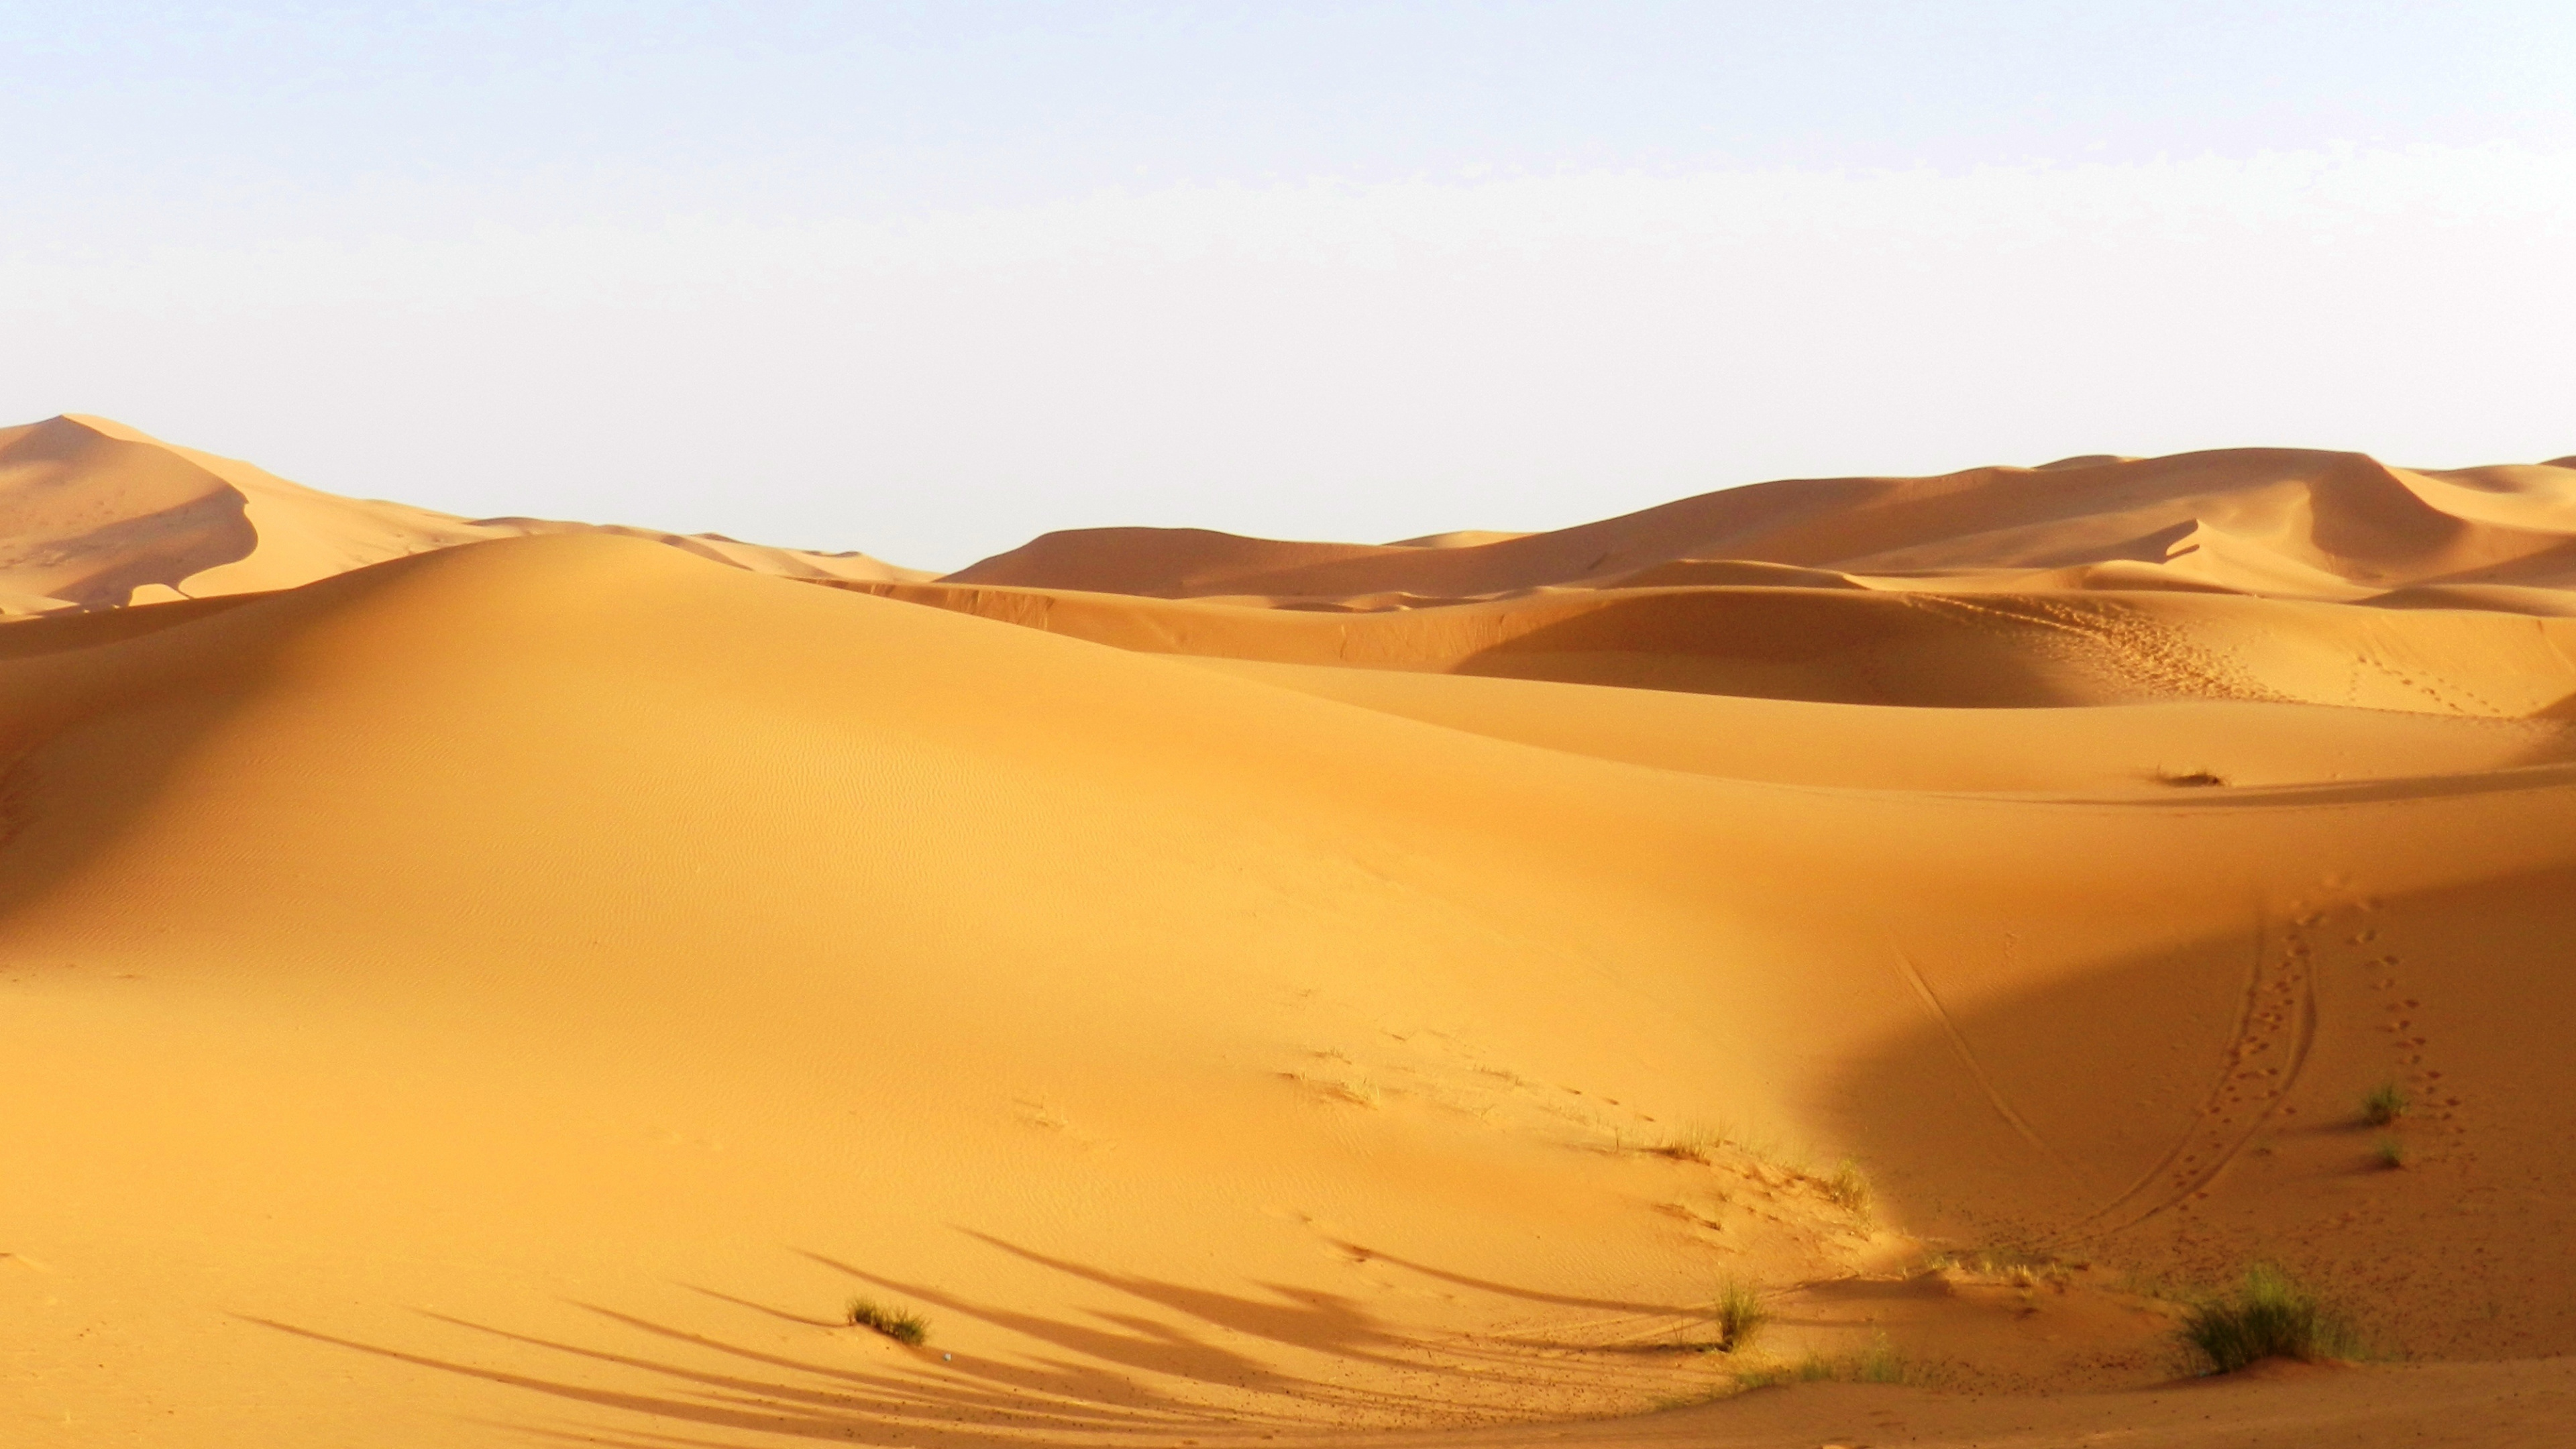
[5,421,2576,1445]
[0,414,926,616]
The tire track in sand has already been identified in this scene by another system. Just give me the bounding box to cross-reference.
[1886,943,2063,1164]
[2059,907,2319,1242]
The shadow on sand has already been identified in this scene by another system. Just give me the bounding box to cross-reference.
[246,1231,1705,1448]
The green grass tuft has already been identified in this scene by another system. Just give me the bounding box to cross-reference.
[1706,1279,1768,1354]
[2363,1081,2412,1127]
[847,1297,930,1346]
[2374,1136,2409,1170]
[2175,1264,2361,1374]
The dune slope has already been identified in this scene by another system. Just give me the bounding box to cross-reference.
[872,447,2576,716]
[847,577,2576,710]
[0,414,925,614]
[949,449,2576,602]
[0,415,258,613]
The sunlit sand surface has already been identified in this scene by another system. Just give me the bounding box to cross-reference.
[7,416,2576,1444]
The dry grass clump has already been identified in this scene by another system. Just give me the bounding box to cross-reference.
[2374,1136,2410,1170]
[2175,1265,2361,1374]
[847,1297,930,1345]
[1651,1124,1725,1164]
[2363,1081,2411,1127]
[1627,1118,1799,1167]
[1733,1336,1911,1389]
[1925,1246,2077,1289]
[1820,1159,1872,1218]
[1705,1279,1768,1354]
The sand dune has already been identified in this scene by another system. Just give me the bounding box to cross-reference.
[0,414,924,615]
[7,421,2576,1445]
[949,449,2576,602]
[846,578,2576,712]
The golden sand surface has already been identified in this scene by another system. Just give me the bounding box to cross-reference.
[7,416,2576,1445]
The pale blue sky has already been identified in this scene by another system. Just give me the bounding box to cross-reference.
[14,3,2574,200]
[5,3,2573,566]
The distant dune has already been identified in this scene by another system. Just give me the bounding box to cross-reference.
[887,447,2576,712]
[0,413,927,616]
[6,418,2576,1446]
[946,447,2576,600]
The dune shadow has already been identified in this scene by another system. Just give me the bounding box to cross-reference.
[1826,906,2341,1253]
[1444,588,2095,706]
[246,1230,1676,1446]
[1829,862,2576,1265]
[0,551,482,941]
[1303,1243,1679,1319]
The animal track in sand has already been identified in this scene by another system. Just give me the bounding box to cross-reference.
[2068,897,2342,1240]
[2364,936,2468,1144]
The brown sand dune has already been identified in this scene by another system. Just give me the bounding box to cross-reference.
[0,414,924,614]
[1181,661,2576,793]
[9,425,2576,1446]
[946,449,2576,604]
[942,525,1409,597]
[0,415,262,613]
[847,577,2576,712]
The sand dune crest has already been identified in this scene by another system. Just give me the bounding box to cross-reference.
[0,413,927,615]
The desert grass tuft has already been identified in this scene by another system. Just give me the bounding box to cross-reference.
[1732,1336,1911,1389]
[2362,1081,2411,1127]
[1652,1124,1724,1164]
[2374,1136,2409,1170]
[1705,1279,1768,1354]
[847,1297,930,1346]
[1821,1159,1872,1218]
[1925,1246,2079,1288]
[1638,1116,1803,1168]
[1844,1337,1909,1383]
[2174,1264,2361,1374]
[1731,1354,1835,1389]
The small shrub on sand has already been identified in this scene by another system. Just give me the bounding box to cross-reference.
[2374,1136,2410,1170]
[1821,1159,1872,1218]
[1706,1279,1768,1353]
[2363,1081,2411,1127]
[2176,1265,2360,1374]
[847,1297,930,1345]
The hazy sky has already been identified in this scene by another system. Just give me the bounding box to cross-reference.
[5,3,2573,568]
